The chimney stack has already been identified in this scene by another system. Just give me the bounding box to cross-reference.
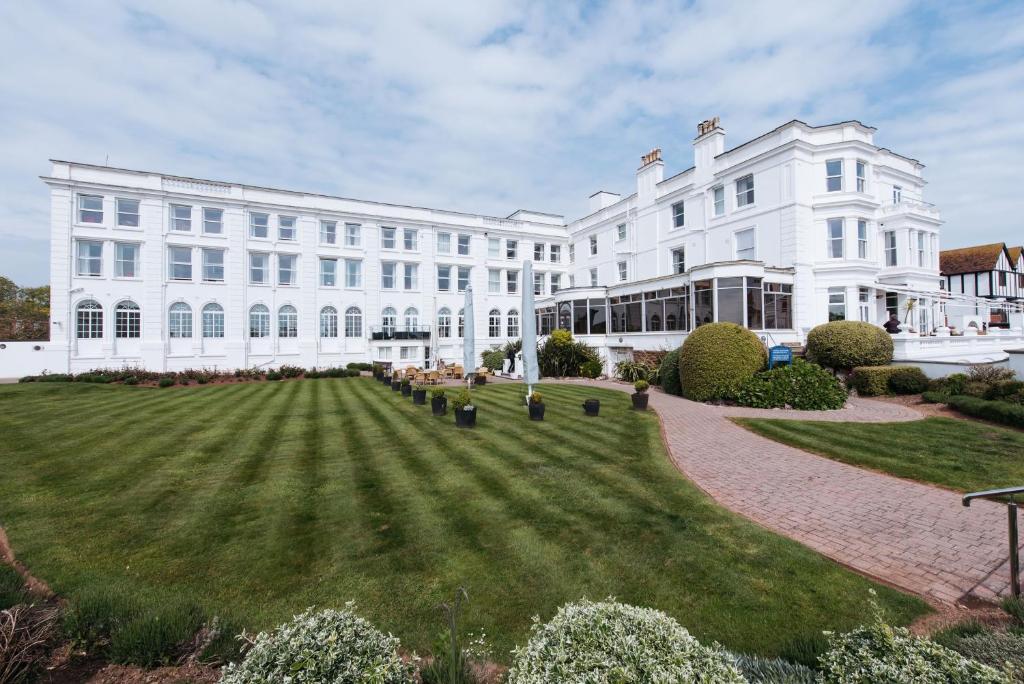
[636,147,664,207]
[693,117,725,184]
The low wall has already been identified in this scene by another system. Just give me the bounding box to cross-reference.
[0,341,69,379]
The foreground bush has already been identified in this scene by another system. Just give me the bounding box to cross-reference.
[806,321,893,371]
[221,605,413,684]
[506,599,745,683]
[481,349,505,372]
[537,330,600,378]
[927,373,968,399]
[730,653,815,684]
[735,359,846,410]
[941,631,1024,681]
[984,380,1024,405]
[944,395,1024,429]
[679,323,766,402]
[850,366,928,396]
[659,348,683,396]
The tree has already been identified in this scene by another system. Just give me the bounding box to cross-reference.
[0,276,50,341]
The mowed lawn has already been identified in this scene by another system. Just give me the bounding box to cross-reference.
[737,416,1024,493]
[0,378,926,660]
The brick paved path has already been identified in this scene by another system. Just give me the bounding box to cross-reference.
[570,379,1019,605]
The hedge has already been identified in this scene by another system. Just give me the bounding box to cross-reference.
[806,321,893,371]
[945,395,1024,429]
[678,323,766,402]
[659,348,682,396]
[849,366,928,397]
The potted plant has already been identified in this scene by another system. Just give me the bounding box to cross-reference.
[401,377,412,396]
[391,372,401,391]
[582,398,600,416]
[632,380,649,410]
[412,383,427,405]
[474,372,487,385]
[382,371,392,385]
[528,391,545,421]
[372,363,383,380]
[430,387,448,416]
[452,389,476,428]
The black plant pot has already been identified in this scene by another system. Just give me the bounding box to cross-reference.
[401,384,412,396]
[582,399,600,416]
[431,396,448,416]
[528,402,545,421]
[454,406,477,428]
[391,381,401,391]
[412,389,426,405]
[474,375,487,385]
[632,392,649,410]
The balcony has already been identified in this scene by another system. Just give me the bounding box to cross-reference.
[370,325,432,341]
[878,199,941,222]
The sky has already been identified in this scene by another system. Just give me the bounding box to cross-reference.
[1,0,1023,286]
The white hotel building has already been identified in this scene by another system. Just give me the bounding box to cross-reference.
[5,118,957,376]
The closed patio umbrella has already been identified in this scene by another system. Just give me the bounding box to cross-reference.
[462,284,475,387]
[521,259,539,398]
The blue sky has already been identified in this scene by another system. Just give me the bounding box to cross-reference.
[2,0,1023,286]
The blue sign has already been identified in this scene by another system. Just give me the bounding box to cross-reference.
[768,345,793,369]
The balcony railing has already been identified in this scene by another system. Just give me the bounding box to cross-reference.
[879,198,940,219]
[370,325,432,341]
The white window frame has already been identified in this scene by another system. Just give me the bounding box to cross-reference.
[278,305,298,338]
[506,239,517,259]
[488,237,501,258]
[381,226,397,249]
[457,266,471,292]
[202,248,225,282]
[320,258,338,287]
[168,302,193,338]
[320,220,337,245]
[616,224,626,241]
[381,261,396,289]
[345,259,362,288]
[116,198,140,228]
[672,201,685,228]
[856,160,866,192]
[278,216,297,241]
[549,244,561,263]
[437,265,451,291]
[202,207,223,235]
[168,246,192,281]
[437,232,452,254]
[457,233,471,256]
[590,268,598,287]
[857,219,868,259]
[403,263,418,290]
[76,300,103,338]
[114,242,139,278]
[320,306,338,338]
[76,240,103,277]
[250,212,269,239]
[403,228,418,251]
[115,300,141,338]
[488,309,502,338]
[507,309,520,338]
[345,306,362,337]
[617,261,627,282]
[250,252,270,284]
[589,234,598,255]
[892,185,902,204]
[170,204,192,232]
[827,287,846,321]
[488,268,501,294]
[735,174,754,207]
[672,247,685,274]
[78,194,103,224]
[713,186,725,216]
[249,304,270,338]
[506,270,518,294]
[202,303,225,338]
[825,159,843,192]
[345,223,361,247]
[884,231,897,267]
[278,254,297,286]
[827,218,844,259]
[735,228,756,260]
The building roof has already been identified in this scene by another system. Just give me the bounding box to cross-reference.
[1010,246,1023,264]
[939,243,1008,275]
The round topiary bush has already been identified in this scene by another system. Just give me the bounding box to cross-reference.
[735,359,847,410]
[806,321,893,371]
[506,599,746,684]
[678,323,767,402]
[659,348,683,396]
[220,605,413,684]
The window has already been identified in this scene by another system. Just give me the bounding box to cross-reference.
[672,248,686,274]
[170,204,192,232]
[488,268,501,294]
[458,309,465,337]
[403,263,418,290]
[1000,271,1008,287]
[550,244,561,263]
[320,258,337,287]
[278,254,297,285]
[250,252,269,284]
[345,259,362,288]
[488,237,500,258]
[589,234,598,255]
[437,232,451,254]
[381,226,396,249]
[507,309,519,338]
[886,291,899,317]
[381,307,397,334]
[617,261,627,282]
[116,198,139,227]
[506,239,517,259]
[168,246,192,280]
[400,346,414,360]
[616,224,626,241]
[551,273,561,294]
[437,307,452,338]
[488,309,502,337]
[403,228,417,251]
[736,174,754,207]
[345,307,362,337]
[278,216,296,241]
[249,304,270,338]
[79,195,103,224]
[113,242,138,278]
[115,301,140,338]
[713,186,725,216]
[404,307,419,330]
[672,201,685,228]
[533,242,545,261]
[202,248,225,282]
[826,159,843,192]
[278,305,298,338]
[857,220,868,259]
[569,244,575,263]
[457,234,471,255]
[892,185,902,204]
[856,160,866,192]
[827,288,846,321]
[506,270,518,294]
[457,266,471,292]
[381,262,396,289]
[827,218,844,258]
[203,208,223,234]
[437,265,451,291]
[858,288,871,322]
[76,300,103,338]
[884,231,897,266]
[736,228,756,260]
[533,272,544,295]
[763,283,793,329]
[917,232,926,267]
[590,268,598,287]
[378,346,392,360]
[202,303,224,338]
[344,223,361,247]
[320,220,337,245]
[168,302,192,338]
[250,212,269,238]
[320,306,338,338]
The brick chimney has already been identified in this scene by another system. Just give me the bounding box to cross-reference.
[693,117,724,184]
[636,148,664,207]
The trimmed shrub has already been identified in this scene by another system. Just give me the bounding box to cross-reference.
[946,395,1024,429]
[278,364,304,379]
[731,653,816,684]
[849,366,927,396]
[506,599,745,683]
[481,349,505,372]
[928,373,968,398]
[122,375,139,386]
[806,320,893,371]
[221,605,413,684]
[985,381,1024,404]
[157,377,175,388]
[967,364,1016,386]
[538,330,600,378]
[888,367,929,395]
[735,359,846,410]
[346,368,361,377]
[579,359,602,379]
[266,371,282,381]
[679,323,767,402]
[921,391,947,404]
[660,349,682,396]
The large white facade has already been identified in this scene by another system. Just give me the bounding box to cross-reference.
[2,117,954,376]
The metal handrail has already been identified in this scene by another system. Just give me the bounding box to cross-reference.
[963,485,1024,597]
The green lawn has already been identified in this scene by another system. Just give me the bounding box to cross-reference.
[736,416,1024,493]
[0,379,926,661]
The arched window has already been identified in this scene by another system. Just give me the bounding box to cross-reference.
[457,308,465,338]
[649,313,661,332]
[115,300,140,338]
[403,307,419,330]
[278,305,298,338]
[320,306,338,338]
[76,300,103,339]
[249,304,270,338]
[558,302,572,331]
[666,313,677,331]
[488,308,502,337]
[345,306,362,338]
[202,303,224,338]
[381,306,396,335]
[437,307,451,338]
[168,302,192,338]
[507,308,520,338]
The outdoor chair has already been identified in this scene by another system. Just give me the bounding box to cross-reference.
[452,365,464,379]
[427,371,440,385]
